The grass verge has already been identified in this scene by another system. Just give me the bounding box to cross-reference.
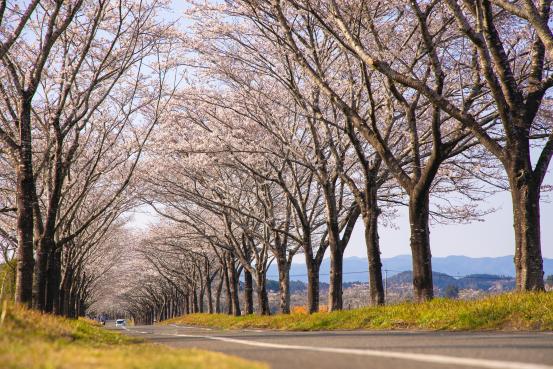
[0,301,266,369]
[164,292,553,331]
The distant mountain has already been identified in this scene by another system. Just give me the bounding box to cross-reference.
[266,255,553,283]
[264,271,515,293]
[386,271,458,289]
[384,271,514,290]
[456,274,515,290]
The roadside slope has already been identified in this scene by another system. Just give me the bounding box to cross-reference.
[164,292,553,331]
[0,302,266,369]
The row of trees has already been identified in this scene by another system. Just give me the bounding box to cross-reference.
[2,0,552,318]
[120,0,552,317]
[0,0,179,315]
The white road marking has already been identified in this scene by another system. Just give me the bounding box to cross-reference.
[120,326,149,334]
[169,324,212,331]
[243,329,265,333]
[172,333,553,369]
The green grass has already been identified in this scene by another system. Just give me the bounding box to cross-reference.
[0,301,267,369]
[164,292,553,331]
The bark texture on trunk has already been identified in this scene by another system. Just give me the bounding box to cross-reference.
[32,238,49,310]
[256,276,271,315]
[215,274,223,313]
[510,170,545,290]
[324,186,343,312]
[33,236,57,311]
[14,102,35,306]
[244,268,254,314]
[328,245,343,311]
[193,288,199,313]
[277,259,290,314]
[46,247,61,313]
[206,276,213,314]
[409,193,434,302]
[223,260,232,315]
[363,206,384,305]
[198,284,205,313]
[305,258,320,313]
[33,142,64,311]
[228,259,241,316]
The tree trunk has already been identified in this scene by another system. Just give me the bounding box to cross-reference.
[14,101,35,306]
[277,258,291,314]
[305,258,320,313]
[33,158,63,311]
[206,275,213,314]
[46,247,62,313]
[324,186,343,312]
[328,245,343,311]
[78,296,85,317]
[197,268,205,313]
[33,236,59,311]
[510,171,545,290]
[256,276,271,315]
[244,268,254,314]
[193,288,199,313]
[363,189,385,305]
[59,269,73,317]
[184,293,190,314]
[223,260,232,315]
[215,275,223,313]
[32,237,50,310]
[59,282,66,316]
[199,288,205,313]
[228,258,241,316]
[68,285,77,318]
[408,192,434,302]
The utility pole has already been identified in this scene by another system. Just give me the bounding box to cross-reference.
[384,269,388,302]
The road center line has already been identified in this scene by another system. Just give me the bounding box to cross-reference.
[172,333,553,369]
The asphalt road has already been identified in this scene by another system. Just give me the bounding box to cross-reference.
[113,324,553,369]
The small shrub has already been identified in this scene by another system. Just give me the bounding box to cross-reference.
[444,285,460,299]
[291,306,308,314]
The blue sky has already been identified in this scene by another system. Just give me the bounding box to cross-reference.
[345,189,553,259]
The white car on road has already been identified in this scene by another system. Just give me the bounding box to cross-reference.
[115,319,126,328]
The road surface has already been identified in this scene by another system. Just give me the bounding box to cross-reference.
[113,324,553,369]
